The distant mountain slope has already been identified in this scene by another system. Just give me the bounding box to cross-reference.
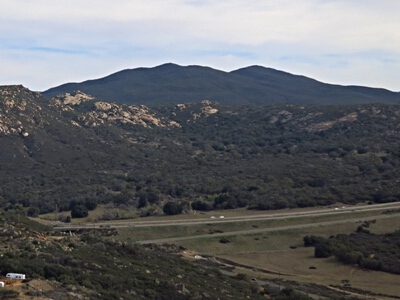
[232,66,400,104]
[42,63,400,105]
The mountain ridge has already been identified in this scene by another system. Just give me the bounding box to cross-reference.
[42,63,400,105]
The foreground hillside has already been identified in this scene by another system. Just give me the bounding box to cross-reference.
[0,210,270,300]
[1,85,400,218]
[42,63,400,105]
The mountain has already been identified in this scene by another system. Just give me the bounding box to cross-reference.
[231,66,400,104]
[0,85,227,213]
[42,63,400,105]
[2,85,400,217]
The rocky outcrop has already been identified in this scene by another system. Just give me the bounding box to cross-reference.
[305,112,358,132]
[51,91,95,106]
[52,92,181,128]
[201,100,218,116]
[0,85,43,136]
[180,100,219,120]
[84,101,181,128]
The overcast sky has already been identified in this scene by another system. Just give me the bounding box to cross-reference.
[1,0,399,91]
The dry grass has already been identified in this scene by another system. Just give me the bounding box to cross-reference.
[174,215,400,298]
[221,248,400,297]
[41,203,400,297]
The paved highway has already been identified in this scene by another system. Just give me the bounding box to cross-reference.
[53,202,400,237]
[136,213,399,244]
[125,202,400,227]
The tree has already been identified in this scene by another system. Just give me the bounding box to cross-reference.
[314,242,332,258]
[137,193,148,208]
[26,207,40,217]
[146,191,160,204]
[85,198,97,211]
[191,200,213,211]
[163,201,183,215]
[303,235,322,247]
[71,205,89,218]
[137,190,160,208]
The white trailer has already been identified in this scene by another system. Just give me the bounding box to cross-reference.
[6,273,25,280]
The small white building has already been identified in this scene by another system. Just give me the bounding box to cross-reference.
[6,273,25,280]
[0,281,4,288]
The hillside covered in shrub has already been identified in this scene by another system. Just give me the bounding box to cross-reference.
[0,210,269,299]
[1,85,400,218]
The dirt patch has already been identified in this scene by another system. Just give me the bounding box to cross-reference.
[4,279,58,300]
[26,279,55,292]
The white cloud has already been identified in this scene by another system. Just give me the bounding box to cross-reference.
[0,0,399,91]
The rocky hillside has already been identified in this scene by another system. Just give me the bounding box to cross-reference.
[0,85,44,137]
[1,85,400,218]
[50,91,182,128]
[0,86,219,137]
[0,211,266,300]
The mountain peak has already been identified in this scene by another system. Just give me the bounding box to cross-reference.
[42,64,400,105]
[154,62,181,69]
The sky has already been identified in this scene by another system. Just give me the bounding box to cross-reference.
[1,0,399,92]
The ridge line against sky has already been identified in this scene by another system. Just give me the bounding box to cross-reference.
[1,0,399,92]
